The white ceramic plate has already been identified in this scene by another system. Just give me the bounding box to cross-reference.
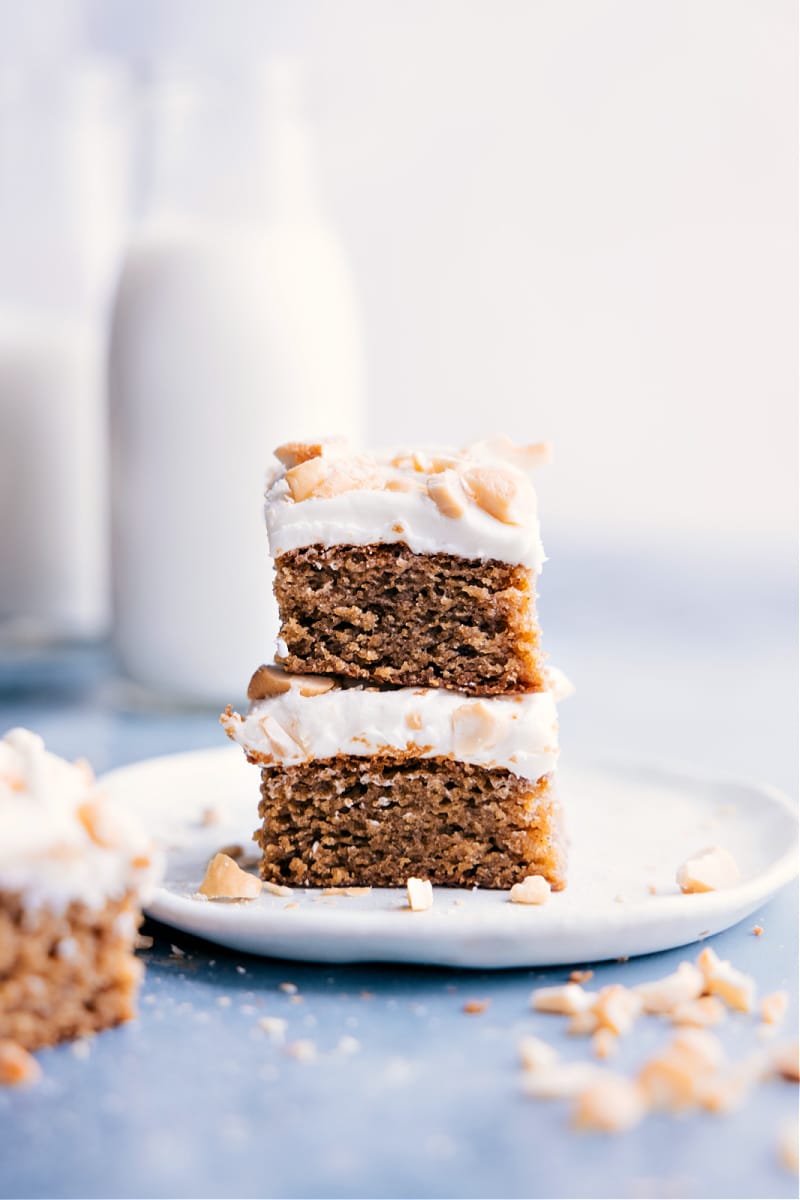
[101,747,798,969]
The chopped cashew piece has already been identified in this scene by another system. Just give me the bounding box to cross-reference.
[677,846,741,893]
[426,470,467,518]
[638,1029,726,1112]
[77,800,119,849]
[638,1051,700,1112]
[285,456,329,501]
[695,1063,758,1114]
[634,962,705,1014]
[670,1028,727,1073]
[518,1036,559,1072]
[297,675,337,698]
[696,947,756,1013]
[778,1121,799,1174]
[592,1029,619,1060]
[670,995,727,1028]
[406,877,433,912]
[385,477,421,493]
[198,853,263,901]
[592,985,642,1036]
[760,991,788,1026]
[567,1010,600,1037]
[273,438,345,467]
[260,715,304,760]
[451,702,498,756]
[509,875,551,906]
[311,459,381,499]
[0,1041,41,1087]
[772,1041,800,1082]
[531,983,593,1016]
[247,664,292,699]
[463,1000,490,1015]
[573,1074,646,1133]
[461,465,535,526]
[696,945,724,979]
[262,880,294,898]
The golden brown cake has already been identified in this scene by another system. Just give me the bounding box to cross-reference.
[0,728,161,1051]
[274,545,543,694]
[255,759,563,889]
[0,892,143,1050]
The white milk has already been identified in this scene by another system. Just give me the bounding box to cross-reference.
[109,217,364,702]
[0,312,108,639]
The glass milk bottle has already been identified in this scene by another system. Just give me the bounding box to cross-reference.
[109,61,365,704]
[0,65,129,646]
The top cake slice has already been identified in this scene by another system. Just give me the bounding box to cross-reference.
[265,436,551,694]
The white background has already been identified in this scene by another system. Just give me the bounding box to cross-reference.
[311,1,798,560]
[2,0,796,558]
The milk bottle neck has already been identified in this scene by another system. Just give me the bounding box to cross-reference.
[264,105,318,223]
[141,61,320,229]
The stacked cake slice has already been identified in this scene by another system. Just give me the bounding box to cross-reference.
[222,436,568,890]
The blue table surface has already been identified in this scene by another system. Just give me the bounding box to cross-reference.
[0,548,797,1200]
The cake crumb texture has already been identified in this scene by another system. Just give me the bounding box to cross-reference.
[274,544,544,694]
[0,891,143,1051]
[256,757,564,889]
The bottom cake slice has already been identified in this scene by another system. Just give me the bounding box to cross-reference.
[257,757,562,889]
[222,665,566,890]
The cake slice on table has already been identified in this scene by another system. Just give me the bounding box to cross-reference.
[0,728,161,1052]
[221,664,567,890]
[265,437,551,695]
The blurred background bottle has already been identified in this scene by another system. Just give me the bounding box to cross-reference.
[109,59,365,704]
[0,63,129,647]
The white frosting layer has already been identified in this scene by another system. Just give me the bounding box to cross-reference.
[265,440,547,570]
[267,488,544,568]
[222,681,560,782]
[0,728,162,912]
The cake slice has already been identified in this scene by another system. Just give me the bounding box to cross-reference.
[265,437,551,695]
[0,728,161,1051]
[221,664,566,890]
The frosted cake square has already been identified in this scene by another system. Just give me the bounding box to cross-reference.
[266,437,551,695]
[222,665,566,890]
[0,729,160,1051]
